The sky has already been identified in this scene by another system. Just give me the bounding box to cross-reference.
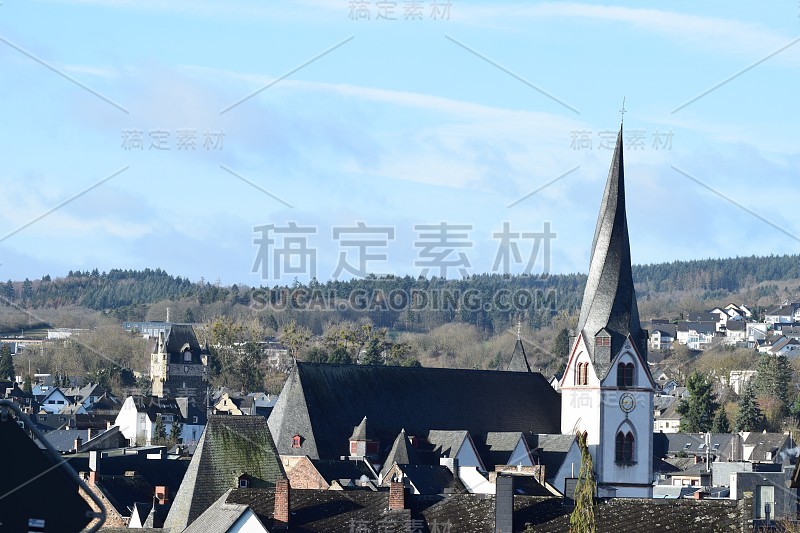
[0,1,798,286]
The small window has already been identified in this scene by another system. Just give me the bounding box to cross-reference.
[615,431,635,463]
[184,350,192,362]
[184,366,189,373]
[239,478,249,488]
[596,336,611,347]
[350,441,358,454]
[617,363,634,387]
[576,362,589,386]
[291,435,302,448]
[192,416,198,424]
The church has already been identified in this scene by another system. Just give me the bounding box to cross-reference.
[268,123,654,498]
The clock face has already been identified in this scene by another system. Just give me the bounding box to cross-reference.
[619,393,636,413]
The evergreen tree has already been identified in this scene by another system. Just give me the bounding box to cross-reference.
[734,383,765,432]
[551,328,570,358]
[711,407,731,433]
[153,416,168,445]
[360,338,384,366]
[169,420,183,445]
[754,353,791,424]
[677,372,719,433]
[22,374,32,395]
[570,431,596,533]
[0,345,14,380]
[327,346,352,365]
[22,278,33,301]
[3,280,14,301]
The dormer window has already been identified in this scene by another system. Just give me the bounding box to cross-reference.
[291,434,302,448]
[596,336,611,347]
[184,350,192,362]
[238,473,251,488]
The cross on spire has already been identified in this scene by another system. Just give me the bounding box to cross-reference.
[619,97,626,124]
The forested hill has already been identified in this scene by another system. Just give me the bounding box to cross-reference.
[4,254,800,328]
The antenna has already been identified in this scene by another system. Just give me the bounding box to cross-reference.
[619,97,626,124]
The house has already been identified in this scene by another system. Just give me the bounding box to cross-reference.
[764,302,800,325]
[723,320,747,345]
[747,323,768,347]
[649,324,676,351]
[114,395,206,446]
[742,432,795,463]
[163,415,285,531]
[38,387,71,414]
[676,322,716,350]
[653,397,682,433]
[283,456,378,490]
[730,465,797,527]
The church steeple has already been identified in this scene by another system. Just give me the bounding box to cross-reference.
[576,125,646,377]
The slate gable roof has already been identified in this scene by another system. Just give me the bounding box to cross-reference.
[268,362,561,460]
[381,429,419,478]
[163,415,285,531]
[507,339,531,372]
[575,126,647,378]
[224,487,745,532]
[386,463,465,495]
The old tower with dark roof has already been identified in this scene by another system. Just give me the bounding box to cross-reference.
[150,324,209,408]
[560,125,655,498]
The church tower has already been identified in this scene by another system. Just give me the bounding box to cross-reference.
[560,124,655,498]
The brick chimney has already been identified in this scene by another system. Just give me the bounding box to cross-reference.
[273,478,290,529]
[155,485,169,505]
[389,481,405,511]
[73,436,82,452]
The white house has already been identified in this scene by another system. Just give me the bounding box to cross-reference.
[39,388,70,414]
[114,395,206,446]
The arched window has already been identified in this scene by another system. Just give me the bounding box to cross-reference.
[617,362,634,387]
[292,434,302,448]
[576,362,589,385]
[615,431,635,463]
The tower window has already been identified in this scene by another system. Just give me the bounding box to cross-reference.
[184,350,192,362]
[575,362,589,385]
[615,431,635,464]
[291,434,302,448]
[617,363,634,387]
[595,336,611,347]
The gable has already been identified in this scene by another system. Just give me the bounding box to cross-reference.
[271,363,561,460]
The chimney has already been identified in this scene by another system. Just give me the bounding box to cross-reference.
[73,436,82,452]
[495,475,514,533]
[155,485,169,505]
[273,478,290,529]
[389,480,405,511]
[86,428,93,441]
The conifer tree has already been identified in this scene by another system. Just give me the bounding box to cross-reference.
[677,372,719,433]
[153,416,168,445]
[0,345,14,380]
[570,431,596,533]
[711,407,731,433]
[734,383,764,432]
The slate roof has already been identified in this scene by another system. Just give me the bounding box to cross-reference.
[653,433,735,461]
[381,429,419,478]
[183,489,264,533]
[268,362,562,460]
[426,430,471,460]
[388,464,465,495]
[507,339,531,372]
[37,428,104,452]
[350,415,370,440]
[224,488,745,532]
[524,434,575,483]
[311,459,377,485]
[163,415,285,531]
[483,432,527,467]
[158,324,207,364]
[744,432,791,462]
[575,126,647,378]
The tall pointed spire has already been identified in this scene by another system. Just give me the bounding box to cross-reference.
[576,124,645,377]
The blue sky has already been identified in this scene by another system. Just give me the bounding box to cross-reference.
[0,1,798,286]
